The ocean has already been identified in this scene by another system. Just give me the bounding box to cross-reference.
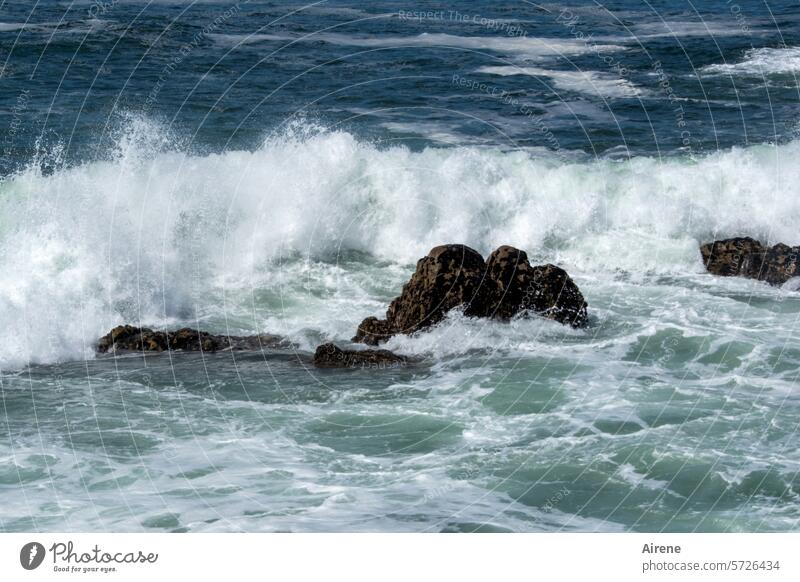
[1,0,799,532]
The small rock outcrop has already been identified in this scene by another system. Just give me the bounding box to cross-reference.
[386,244,491,334]
[352,244,588,345]
[483,246,587,326]
[97,325,284,353]
[354,244,491,345]
[700,237,800,285]
[352,316,395,346]
[312,343,407,369]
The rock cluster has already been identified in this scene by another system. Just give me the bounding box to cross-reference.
[96,325,284,353]
[96,244,588,369]
[353,244,587,345]
[94,238,800,371]
[700,237,800,286]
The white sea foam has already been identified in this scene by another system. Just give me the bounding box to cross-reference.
[476,65,645,98]
[628,20,762,39]
[702,46,800,75]
[0,22,29,32]
[1,117,800,369]
[209,31,626,61]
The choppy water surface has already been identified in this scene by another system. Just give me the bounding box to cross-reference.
[1,0,800,532]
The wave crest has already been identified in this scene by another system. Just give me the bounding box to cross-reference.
[1,117,799,368]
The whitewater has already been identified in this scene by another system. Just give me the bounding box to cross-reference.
[0,119,799,369]
[2,124,799,532]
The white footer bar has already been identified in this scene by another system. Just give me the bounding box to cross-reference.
[1,533,797,581]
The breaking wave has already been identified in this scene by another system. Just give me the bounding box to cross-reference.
[1,116,799,369]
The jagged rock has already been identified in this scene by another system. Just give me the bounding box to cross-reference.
[764,243,800,285]
[352,244,588,345]
[700,237,800,285]
[164,328,222,351]
[97,325,284,353]
[97,326,166,353]
[312,343,407,369]
[481,246,587,326]
[353,244,490,345]
[482,245,534,319]
[386,244,490,334]
[700,237,765,278]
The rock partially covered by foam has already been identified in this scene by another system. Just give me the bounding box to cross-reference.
[351,316,395,347]
[353,244,488,345]
[97,325,284,353]
[312,343,407,369]
[386,244,491,331]
[700,237,800,285]
[353,244,588,345]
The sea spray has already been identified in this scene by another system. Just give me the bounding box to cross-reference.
[0,117,799,369]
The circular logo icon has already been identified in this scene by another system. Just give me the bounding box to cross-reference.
[20,542,46,570]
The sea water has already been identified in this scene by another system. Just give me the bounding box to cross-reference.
[1,0,799,532]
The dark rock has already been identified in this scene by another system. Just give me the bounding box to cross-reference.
[352,244,589,345]
[526,264,589,327]
[97,325,284,354]
[97,325,167,353]
[312,343,407,369]
[763,243,800,285]
[353,244,490,345]
[481,246,587,326]
[700,237,766,278]
[164,328,223,351]
[700,237,800,285]
[352,316,395,347]
[483,245,534,319]
[386,244,490,334]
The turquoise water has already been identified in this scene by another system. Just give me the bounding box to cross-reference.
[2,0,800,531]
[3,257,799,531]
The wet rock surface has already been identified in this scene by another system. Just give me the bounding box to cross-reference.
[483,246,588,326]
[700,237,800,285]
[352,316,395,347]
[353,244,588,345]
[525,264,589,326]
[312,343,408,369]
[97,325,285,353]
[385,244,490,335]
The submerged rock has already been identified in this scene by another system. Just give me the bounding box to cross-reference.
[700,237,800,285]
[97,325,284,353]
[353,244,588,345]
[312,343,407,369]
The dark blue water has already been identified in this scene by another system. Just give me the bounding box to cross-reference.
[2,0,800,171]
[2,1,800,532]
